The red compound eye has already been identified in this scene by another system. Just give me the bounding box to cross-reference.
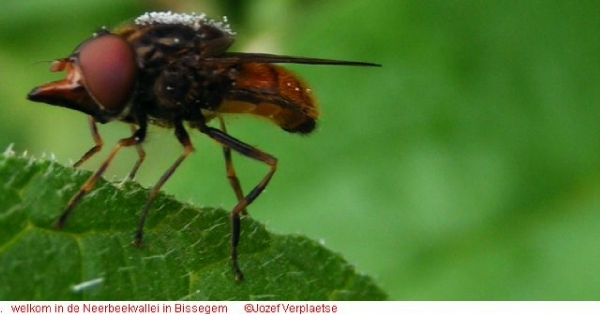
[76,33,137,111]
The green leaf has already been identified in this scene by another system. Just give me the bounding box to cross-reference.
[0,151,387,300]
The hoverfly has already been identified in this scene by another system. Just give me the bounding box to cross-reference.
[27,11,380,280]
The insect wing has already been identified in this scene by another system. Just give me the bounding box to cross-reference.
[209,52,381,67]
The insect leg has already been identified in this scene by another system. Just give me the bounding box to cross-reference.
[217,116,247,214]
[133,122,193,246]
[198,124,277,281]
[55,123,147,229]
[73,116,103,168]
[127,124,147,180]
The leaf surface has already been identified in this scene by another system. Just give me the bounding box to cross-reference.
[0,153,387,300]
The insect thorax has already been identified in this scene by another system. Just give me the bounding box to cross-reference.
[115,16,236,126]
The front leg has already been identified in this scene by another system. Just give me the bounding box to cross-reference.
[56,121,147,229]
[127,124,147,180]
[73,116,103,168]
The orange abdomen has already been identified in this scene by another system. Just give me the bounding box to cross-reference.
[218,63,319,133]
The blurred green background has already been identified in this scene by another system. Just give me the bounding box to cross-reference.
[2,0,599,300]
